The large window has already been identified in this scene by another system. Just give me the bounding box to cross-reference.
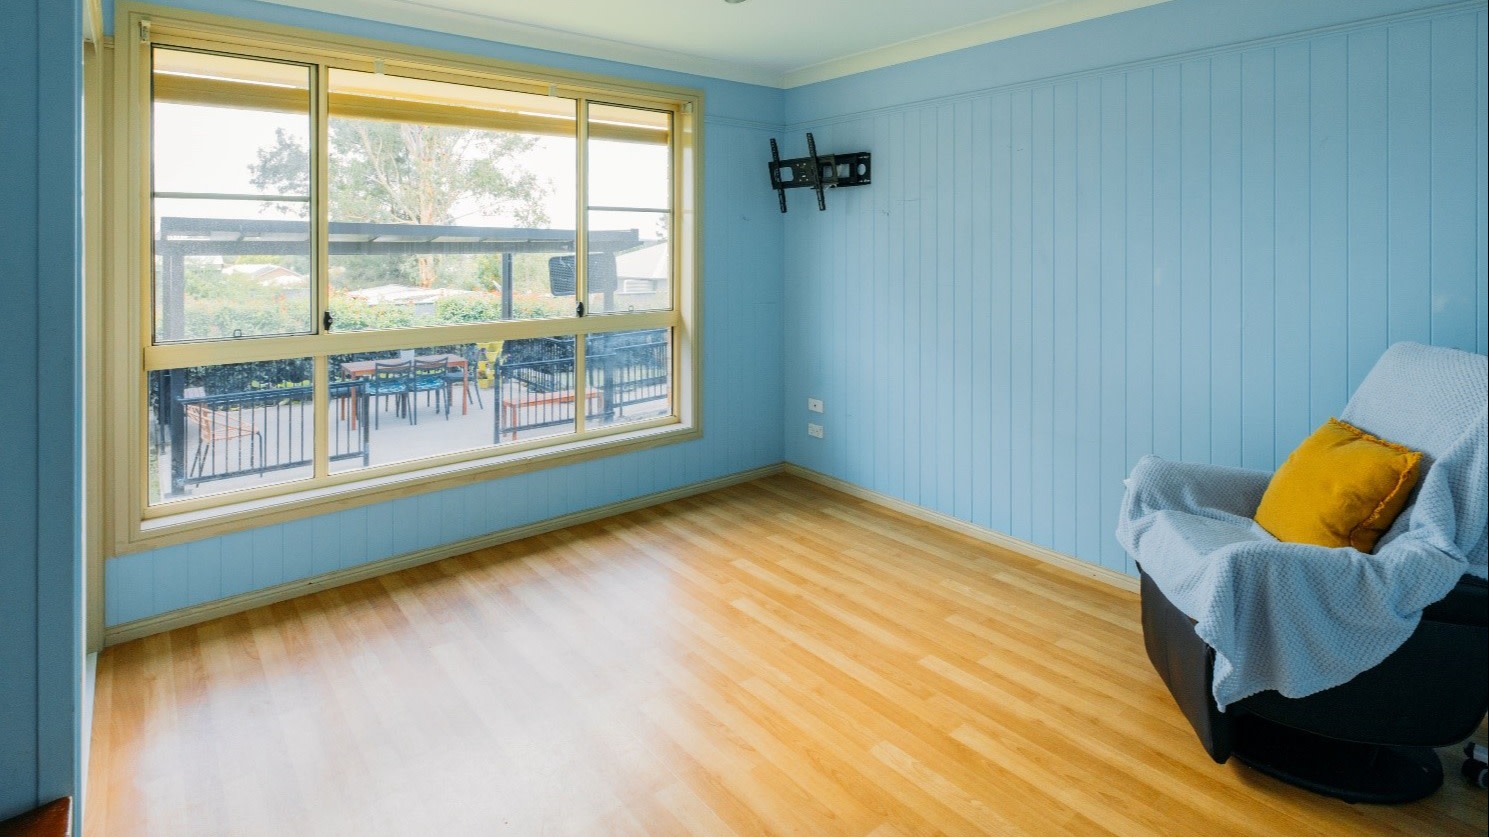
[111,8,699,546]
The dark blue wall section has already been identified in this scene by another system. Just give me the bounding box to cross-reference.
[781,2,1488,576]
[0,0,82,822]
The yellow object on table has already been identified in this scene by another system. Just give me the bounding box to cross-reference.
[476,340,502,382]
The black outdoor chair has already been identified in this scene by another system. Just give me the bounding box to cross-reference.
[366,360,414,428]
[411,357,451,421]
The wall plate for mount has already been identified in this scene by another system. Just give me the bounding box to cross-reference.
[807,398,824,413]
[807,423,824,438]
[768,133,871,213]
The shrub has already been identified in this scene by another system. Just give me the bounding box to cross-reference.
[434,293,503,323]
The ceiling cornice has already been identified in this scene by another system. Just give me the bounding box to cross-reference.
[781,0,1175,88]
[256,0,1178,90]
[256,0,787,87]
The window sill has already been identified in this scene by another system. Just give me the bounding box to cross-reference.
[121,419,698,554]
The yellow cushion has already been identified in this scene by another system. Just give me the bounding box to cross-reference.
[1254,418,1422,552]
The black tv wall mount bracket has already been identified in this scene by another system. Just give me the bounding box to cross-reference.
[768,133,871,213]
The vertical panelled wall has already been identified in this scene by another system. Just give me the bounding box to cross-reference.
[0,0,83,821]
[783,6,1488,576]
[104,1,785,627]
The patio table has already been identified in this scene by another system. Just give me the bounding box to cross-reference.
[339,354,470,428]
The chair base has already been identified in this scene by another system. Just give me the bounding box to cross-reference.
[1230,714,1443,804]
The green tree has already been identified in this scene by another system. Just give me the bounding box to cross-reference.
[250,118,551,288]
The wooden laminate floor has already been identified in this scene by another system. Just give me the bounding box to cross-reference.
[87,475,1488,836]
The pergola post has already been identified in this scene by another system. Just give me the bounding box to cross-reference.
[162,244,188,496]
[500,252,513,319]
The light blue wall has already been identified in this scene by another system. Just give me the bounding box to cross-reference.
[0,0,83,822]
[106,0,786,626]
[785,0,1477,124]
[46,0,1487,821]
[781,1,1489,576]
[101,1,1489,616]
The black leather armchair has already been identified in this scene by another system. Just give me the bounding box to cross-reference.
[1141,567,1488,803]
[1124,342,1489,803]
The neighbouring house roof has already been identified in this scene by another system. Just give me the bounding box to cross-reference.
[346,284,474,306]
[223,263,307,287]
[615,241,668,281]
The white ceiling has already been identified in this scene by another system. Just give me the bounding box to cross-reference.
[266,0,1174,88]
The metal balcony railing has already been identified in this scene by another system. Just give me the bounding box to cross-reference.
[495,333,669,443]
[168,381,369,493]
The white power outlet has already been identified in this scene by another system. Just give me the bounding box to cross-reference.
[807,397,824,413]
[807,423,824,438]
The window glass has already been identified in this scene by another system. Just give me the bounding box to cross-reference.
[585,329,672,430]
[328,342,528,472]
[587,210,669,314]
[324,70,578,331]
[132,30,692,524]
[147,358,317,504]
[490,336,579,444]
[587,103,671,314]
[151,49,314,342]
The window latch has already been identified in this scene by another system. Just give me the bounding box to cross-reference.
[323,310,334,332]
[576,301,585,317]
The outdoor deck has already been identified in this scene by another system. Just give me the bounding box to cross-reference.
[149,332,670,505]
[151,379,669,504]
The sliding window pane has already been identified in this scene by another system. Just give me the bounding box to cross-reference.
[152,48,313,343]
[587,103,671,314]
[327,70,578,330]
[586,103,670,312]
[147,358,316,505]
[585,329,671,430]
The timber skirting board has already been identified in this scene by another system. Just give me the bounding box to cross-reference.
[104,461,1137,645]
[783,463,1141,594]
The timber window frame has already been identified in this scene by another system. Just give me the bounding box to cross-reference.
[104,3,702,554]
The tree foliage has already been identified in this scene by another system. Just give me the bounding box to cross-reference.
[249,117,552,288]
[251,118,548,227]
